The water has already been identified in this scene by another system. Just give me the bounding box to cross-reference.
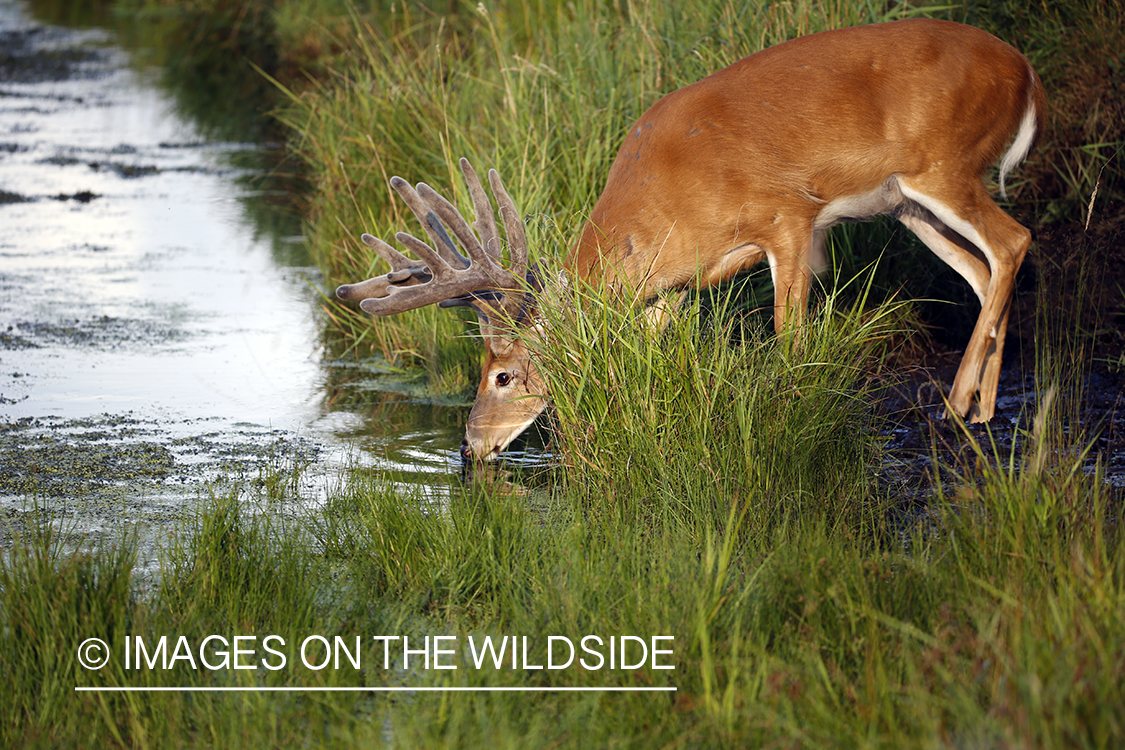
[0,0,480,559]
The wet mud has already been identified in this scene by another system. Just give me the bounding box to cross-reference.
[878,357,1125,502]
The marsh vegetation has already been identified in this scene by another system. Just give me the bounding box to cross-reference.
[2,0,1123,747]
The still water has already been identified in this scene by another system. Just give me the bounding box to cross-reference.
[0,0,478,552]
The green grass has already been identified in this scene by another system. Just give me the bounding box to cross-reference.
[3,293,1121,746]
[532,266,902,523]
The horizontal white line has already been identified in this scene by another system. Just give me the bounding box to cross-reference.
[76,686,676,693]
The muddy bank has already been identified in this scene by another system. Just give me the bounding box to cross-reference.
[875,355,1125,512]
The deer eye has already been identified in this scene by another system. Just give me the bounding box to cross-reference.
[495,372,512,387]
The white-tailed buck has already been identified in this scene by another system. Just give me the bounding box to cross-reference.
[337,19,1046,461]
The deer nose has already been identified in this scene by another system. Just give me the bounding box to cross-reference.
[461,437,504,462]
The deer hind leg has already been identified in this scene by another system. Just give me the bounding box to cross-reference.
[898,181,1030,421]
[976,303,1012,419]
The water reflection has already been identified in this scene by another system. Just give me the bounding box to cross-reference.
[0,0,316,511]
[0,0,555,546]
[24,0,307,260]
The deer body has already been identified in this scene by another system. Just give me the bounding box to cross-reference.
[338,19,1045,460]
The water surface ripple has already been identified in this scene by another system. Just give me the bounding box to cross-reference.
[0,0,468,558]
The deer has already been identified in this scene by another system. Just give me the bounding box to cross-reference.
[336,18,1046,462]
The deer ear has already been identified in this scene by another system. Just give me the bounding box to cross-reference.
[484,332,517,357]
[438,291,500,314]
[438,294,489,331]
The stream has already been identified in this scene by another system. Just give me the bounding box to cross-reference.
[0,0,478,571]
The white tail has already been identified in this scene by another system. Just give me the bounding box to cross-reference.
[339,18,1046,459]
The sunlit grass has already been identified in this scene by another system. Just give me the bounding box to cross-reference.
[4,348,1121,747]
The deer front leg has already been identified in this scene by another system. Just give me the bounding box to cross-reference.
[643,289,689,330]
[767,228,820,334]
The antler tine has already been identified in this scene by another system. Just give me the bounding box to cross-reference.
[459,158,502,262]
[416,183,489,270]
[360,231,416,273]
[390,176,470,270]
[414,184,525,294]
[335,232,431,302]
[488,168,530,318]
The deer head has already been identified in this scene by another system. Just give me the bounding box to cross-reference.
[336,159,548,461]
